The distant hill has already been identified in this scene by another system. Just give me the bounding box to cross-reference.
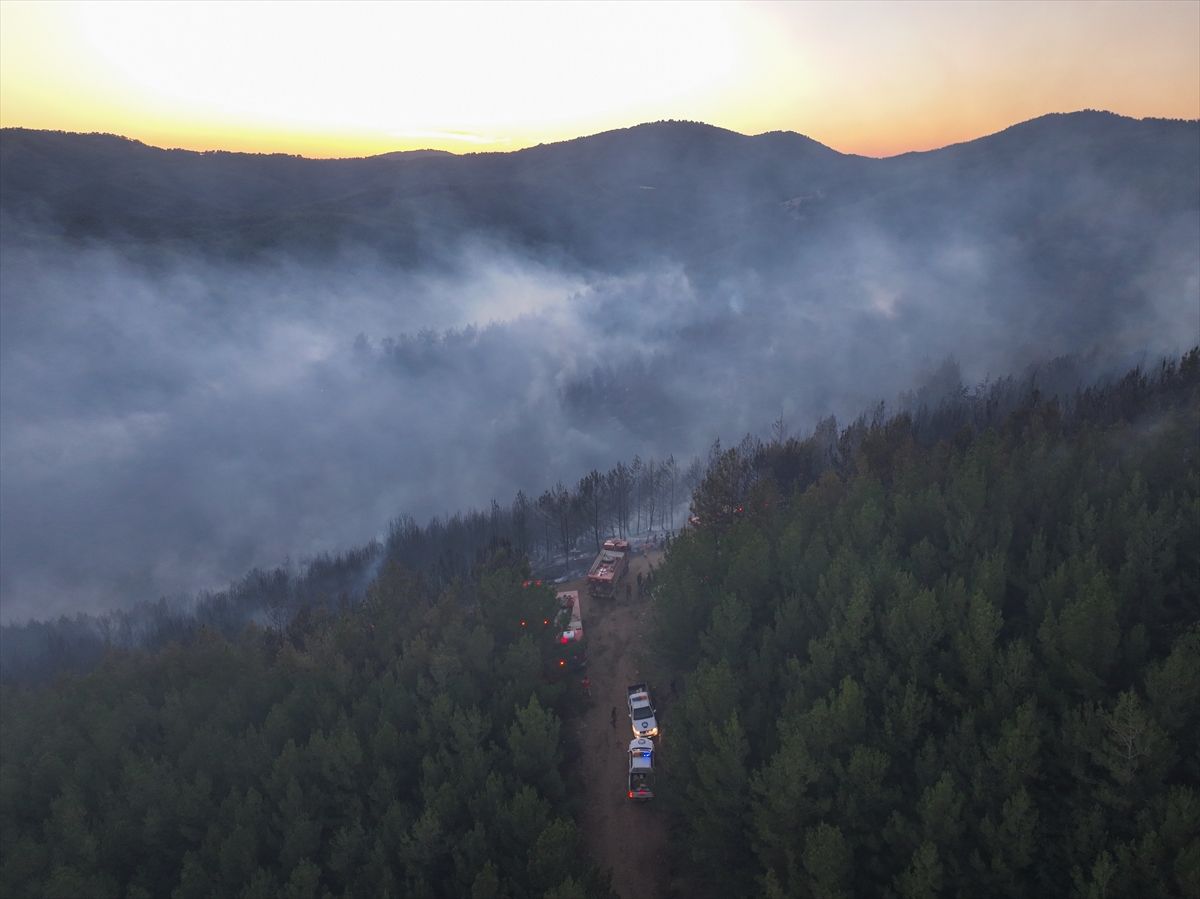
[3,112,1196,282]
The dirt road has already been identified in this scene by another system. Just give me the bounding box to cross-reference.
[564,545,670,899]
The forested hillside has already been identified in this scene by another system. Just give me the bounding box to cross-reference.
[0,548,616,898]
[1,351,1196,898]
[652,351,1199,897]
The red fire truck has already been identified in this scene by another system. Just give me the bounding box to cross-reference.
[586,539,629,598]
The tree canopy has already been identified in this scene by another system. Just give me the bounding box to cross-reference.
[0,544,616,898]
[652,350,1199,898]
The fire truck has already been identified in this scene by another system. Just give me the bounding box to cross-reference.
[586,539,629,598]
[555,590,586,670]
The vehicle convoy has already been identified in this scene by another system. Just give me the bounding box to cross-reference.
[628,737,655,800]
[587,539,629,598]
[627,683,658,738]
[556,591,586,670]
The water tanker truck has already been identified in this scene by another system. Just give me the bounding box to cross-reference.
[586,539,629,599]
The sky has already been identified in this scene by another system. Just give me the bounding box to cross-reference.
[1,0,1197,158]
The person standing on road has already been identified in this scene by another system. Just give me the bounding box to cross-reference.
[582,677,591,697]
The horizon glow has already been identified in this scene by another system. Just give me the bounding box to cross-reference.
[0,0,1197,158]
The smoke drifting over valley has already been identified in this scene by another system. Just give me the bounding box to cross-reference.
[1,112,1196,622]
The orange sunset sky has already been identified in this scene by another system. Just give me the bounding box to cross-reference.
[1,0,1197,159]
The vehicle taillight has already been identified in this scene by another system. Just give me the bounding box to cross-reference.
[628,792,633,798]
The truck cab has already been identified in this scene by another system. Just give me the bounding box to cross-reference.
[628,737,654,800]
[627,683,658,738]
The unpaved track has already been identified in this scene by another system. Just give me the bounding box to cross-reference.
[564,546,669,899]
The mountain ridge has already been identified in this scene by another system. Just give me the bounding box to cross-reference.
[6,109,1194,163]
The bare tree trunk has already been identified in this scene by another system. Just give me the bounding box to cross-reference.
[630,456,644,534]
[663,454,679,531]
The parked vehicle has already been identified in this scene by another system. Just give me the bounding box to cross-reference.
[556,591,586,670]
[587,539,629,598]
[627,683,658,738]
[628,737,654,800]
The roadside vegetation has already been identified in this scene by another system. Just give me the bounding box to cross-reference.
[651,350,1199,898]
[0,547,616,898]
